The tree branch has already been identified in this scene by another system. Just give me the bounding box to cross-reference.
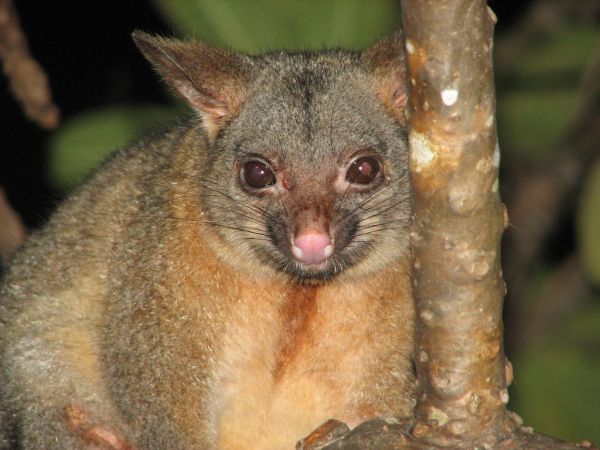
[493,0,600,82]
[0,0,60,129]
[513,254,591,348]
[0,186,26,270]
[503,37,600,350]
[401,0,511,444]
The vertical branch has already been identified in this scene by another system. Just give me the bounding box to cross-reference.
[401,0,514,445]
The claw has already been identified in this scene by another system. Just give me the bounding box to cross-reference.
[296,419,350,450]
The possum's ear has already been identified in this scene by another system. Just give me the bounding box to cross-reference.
[362,31,408,125]
[132,31,252,140]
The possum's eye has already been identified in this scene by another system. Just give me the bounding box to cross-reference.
[346,156,381,184]
[242,160,276,188]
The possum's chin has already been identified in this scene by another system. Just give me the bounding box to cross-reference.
[282,260,339,283]
[279,250,368,283]
[284,268,338,283]
[249,235,376,282]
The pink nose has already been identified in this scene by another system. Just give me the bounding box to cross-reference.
[292,233,333,265]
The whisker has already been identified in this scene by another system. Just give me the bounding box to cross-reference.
[359,199,410,223]
[202,221,270,238]
[354,187,409,219]
[357,220,410,232]
[275,186,290,221]
[198,181,279,221]
[210,205,267,226]
[354,226,408,239]
[230,236,271,243]
[337,177,408,224]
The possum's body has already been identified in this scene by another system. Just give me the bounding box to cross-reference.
[0,32,414,449]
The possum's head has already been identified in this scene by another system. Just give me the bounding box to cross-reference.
[134,31,410,282]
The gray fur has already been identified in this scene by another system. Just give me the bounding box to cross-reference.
[0,32,412,449]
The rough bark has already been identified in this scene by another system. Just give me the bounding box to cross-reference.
[299,418,596,450]
[401,1,511,445]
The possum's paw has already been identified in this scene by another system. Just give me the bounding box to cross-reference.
[64,404,137,450]
[296,419,350,450]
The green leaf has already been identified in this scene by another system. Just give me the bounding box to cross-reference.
[510,302,600,443]
[577,159,600,285]
[497,23,598,159]
[497,90,577,158]
[48,105,181,190]
[151,0,400,53]
[509,24,598,77]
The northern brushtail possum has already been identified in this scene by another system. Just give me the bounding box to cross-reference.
[0,31,414,449]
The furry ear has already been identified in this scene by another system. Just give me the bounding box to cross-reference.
[132,31,252,140]
[362,31,408,125]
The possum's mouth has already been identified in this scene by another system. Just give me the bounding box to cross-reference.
[251,235,359,282]
[278,241,368,282]
[260,211,365,281]
[283,259,342,282]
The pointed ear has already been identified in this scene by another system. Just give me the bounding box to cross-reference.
[132,31,252,140]
[362,31,408,125]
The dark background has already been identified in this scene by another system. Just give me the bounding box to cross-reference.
[1,1,170,226]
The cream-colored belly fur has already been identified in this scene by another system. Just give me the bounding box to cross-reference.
[213,271,413,450]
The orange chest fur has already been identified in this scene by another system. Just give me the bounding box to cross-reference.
[164,222,413,448]
[211,272,412,450]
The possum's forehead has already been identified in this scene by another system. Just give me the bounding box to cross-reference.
[228,54,395,164]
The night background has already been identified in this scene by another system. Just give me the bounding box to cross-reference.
[1,0,599,443]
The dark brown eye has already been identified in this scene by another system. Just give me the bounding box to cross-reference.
[242,160,276,188]
[346,156,380,184]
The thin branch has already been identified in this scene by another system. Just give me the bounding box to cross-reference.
[493,0,600,82]
[301,418,597,450]
[513,254,591,348]
[0,0,60,129]
[0,186,26,269]
[503,38,600,350]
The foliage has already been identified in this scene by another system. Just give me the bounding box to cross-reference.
[497,23,597,158]
[499,20,600,442]
[578,159,600,285]
[48,105,180,189]
[153,0,401,53]
[511,302,600,443]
